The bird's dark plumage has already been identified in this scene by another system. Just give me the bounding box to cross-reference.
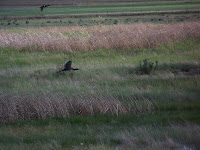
[64,61,72,70]
[40,4,51,12]
[58,61,79,73]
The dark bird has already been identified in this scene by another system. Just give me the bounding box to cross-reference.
[58,61,79,73]
[40,4,51,12]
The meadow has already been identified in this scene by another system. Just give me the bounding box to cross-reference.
[1,22,200,149]
[0,1,200,18]
[1,12,200,28]
[0,0,200,149]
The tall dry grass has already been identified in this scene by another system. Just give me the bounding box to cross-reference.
[0,93,154,123]
[1,22,200,51]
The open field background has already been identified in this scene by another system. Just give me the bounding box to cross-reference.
[1,12,200,29]
[1,22,200,149]
[1,0,198,6]
[1,0,200,149]
[1,1,200,18]
[1,22,200,52]
[1,1,200,29]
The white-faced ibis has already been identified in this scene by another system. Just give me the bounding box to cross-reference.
[40,4,51,12]
[58,61,79,73]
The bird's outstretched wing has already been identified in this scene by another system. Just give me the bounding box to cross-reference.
[40,5,50,12]
[64,61,72,70]
[40,6,44,12]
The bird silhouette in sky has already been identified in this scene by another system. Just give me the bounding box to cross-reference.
[40,4,51,12]
[58,61,79,73]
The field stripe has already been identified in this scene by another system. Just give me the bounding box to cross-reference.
[1,10,200,20]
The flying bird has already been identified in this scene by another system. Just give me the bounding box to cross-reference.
[40,4,51,12]
[58,61,79,73]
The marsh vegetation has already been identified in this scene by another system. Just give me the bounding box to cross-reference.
[0,1,200,149]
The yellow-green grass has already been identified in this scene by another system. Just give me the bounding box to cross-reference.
[0,32,200,123]
[0,22,200,149]
[0,115,200,149]
[0,1,200,17]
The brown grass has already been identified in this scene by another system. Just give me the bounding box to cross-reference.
[1,22,200,52]
[0,93,154,124]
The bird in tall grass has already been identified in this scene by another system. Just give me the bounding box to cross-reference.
[40,4,51,12]
[58,61,79,73]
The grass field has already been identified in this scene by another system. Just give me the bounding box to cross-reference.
[1,0,200,149]
[0,22,200,149]
[1,1,200,29]
[1,0,194,6]
[1,13,200,28]
[0,1,200,18]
